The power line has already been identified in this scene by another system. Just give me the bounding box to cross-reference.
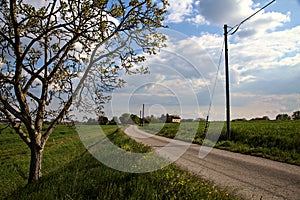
[229,0,276,35]
[224,0,276,139]
[204,40,225,134]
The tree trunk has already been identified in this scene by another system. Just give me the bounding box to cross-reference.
[28,145,43,183]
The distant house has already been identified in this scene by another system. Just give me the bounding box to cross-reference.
[166,114,181,123]
[171,118,181,123]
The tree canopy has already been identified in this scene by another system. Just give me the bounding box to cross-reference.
[0,0,168,183]
[292,111,300,120]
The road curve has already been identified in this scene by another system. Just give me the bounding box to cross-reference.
[125,125,300,200]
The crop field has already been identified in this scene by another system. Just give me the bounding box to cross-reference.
[142,120,300,165]
[0,124,233,200]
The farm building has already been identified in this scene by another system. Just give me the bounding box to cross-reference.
[166,114,181,123]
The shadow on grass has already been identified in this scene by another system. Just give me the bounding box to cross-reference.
[4,126,234,200]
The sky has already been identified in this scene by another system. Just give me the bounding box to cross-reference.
[1,0,299,122]
[104,0,300,121]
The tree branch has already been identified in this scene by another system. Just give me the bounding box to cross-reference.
[27,92,40,103]
[0,94,27,122]
[0,103,31,147]
[9,0,32,131]
[0,29,15,48]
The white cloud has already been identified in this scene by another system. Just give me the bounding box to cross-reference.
[166,0,194,23]
[106,23,300,119]
[166,0,290,38]
[103,32,227,119]
[187,14,207,25]
[279,53,300,67]
[230,26,300,72]
[197,0,255,25]
[235,11,290,38]
[231,93,299,119]
[200,0,290,37]
[104,2,300,119]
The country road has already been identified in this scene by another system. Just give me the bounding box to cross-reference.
[124,125,300,200]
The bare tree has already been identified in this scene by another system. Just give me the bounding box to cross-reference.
[0,0,168,183]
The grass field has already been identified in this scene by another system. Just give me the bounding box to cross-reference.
[142,120,300,165]
[0,124,234,200]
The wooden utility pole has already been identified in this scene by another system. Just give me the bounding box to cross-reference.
[140,110,142,126]
[224,24,231,139]
[223,0,275,140]
[142,104,145,126]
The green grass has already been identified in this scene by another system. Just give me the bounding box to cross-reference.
[142,120,300,165]
[218,120,300,165]
[0,124,234,200]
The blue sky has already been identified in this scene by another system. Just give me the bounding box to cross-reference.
[106,0,300,120]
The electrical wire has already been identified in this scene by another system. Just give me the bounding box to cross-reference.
[228,0,276,35]
[203,40,225,134]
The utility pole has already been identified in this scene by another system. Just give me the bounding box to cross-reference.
[139,110,142,126]
[142,104,145,127]
[223,0,275,140]
[224,24,230,140]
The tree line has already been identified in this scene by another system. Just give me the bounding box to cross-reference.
[275,111,300,120]
[80,113,207,126]
[232,110,300,121]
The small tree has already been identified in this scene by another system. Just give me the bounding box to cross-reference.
[276,114,291,120]
[159,114,167,123]
[130,114,140,125]
[292,111,300,120]
[98,115,109,125]
[107,117,117,125]
[119,113,132,124]
[0,0,168,183]
[86,118,97,125]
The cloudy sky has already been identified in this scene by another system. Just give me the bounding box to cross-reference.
[104,0,300,120]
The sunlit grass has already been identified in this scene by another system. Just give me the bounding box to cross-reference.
[0,124,234,199]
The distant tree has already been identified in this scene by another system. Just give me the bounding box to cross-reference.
[130,114,140,125]
[107,117,118,125]
[181,119,194,122]
[194,117,206,122]
[150,115,160,123]
[119,113,132,124]
[0,0,168,183]
[292,111,300,120]
[159,114,167,123]
[86,118,97,125]
[144,116,151,124]
[232,118,247,122]
[276,114,291,120]
[98,116,109,125]
[251,116,270,121]
[262,116,270,120]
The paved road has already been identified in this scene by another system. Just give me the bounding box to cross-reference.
[125,125,300,200]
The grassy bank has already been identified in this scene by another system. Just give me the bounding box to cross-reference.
[142,120,300,165]
[0,124,234,199]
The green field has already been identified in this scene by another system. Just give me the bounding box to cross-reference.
[0,124,234,200]
[142,120,300,165]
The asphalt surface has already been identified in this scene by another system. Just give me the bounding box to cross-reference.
[125,125,300,200]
